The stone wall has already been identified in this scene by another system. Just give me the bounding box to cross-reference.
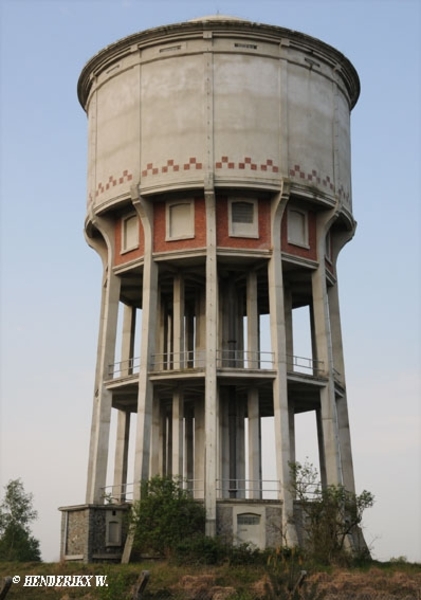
[59,504,130,563]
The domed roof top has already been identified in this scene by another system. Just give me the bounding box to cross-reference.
[188,15,250,22]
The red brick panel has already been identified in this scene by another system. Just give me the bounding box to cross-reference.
[114,216,145,266]
[281,210,317,260]
[153,198,206,253]
[216,196,271,250]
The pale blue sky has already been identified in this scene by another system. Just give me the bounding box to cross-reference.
[0,0,420,563]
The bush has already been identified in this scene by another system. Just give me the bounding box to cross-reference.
[289,461,374,566]
[131,476,206,558]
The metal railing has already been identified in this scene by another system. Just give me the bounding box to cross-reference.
[150,350,207,371]
[107,353,323,379]
[216,349,274,369]
[108,356,141,379]
[101,482,136,504]
[101,479,280,503]
[287,354,324,377]
[216,478,279,500]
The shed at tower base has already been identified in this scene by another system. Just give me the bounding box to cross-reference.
[60,15,366,562]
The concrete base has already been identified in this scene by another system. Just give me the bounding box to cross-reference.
[59,504,130,563]
[59,500,284,562]
[216,500,283,549]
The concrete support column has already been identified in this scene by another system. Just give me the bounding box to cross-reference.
[247,387,262,499]
[196,289,206,367]
[185,303,194,367]
[194,399,205,499]
[185,405,194,489]
[86,257,121,504]
[288,404,295,465]
[172,388,184,477]
[247,270,259,368]
[204,187,218,535]
[132,193,158,499]
[236,286,245,359]
[268,186,297,546]
[311,239,342,487]
[173,274,185,369]
[316,408,327,488]
[284,286,293,370]
[113,410,130,501]
[165,404,172,476]
[236,399,246,498]
[219,391,230,497]
[150,395,160,476]
[328,282,355,493]
[228,392,237,497]
[120,304,136,376]
[156,285,165,368]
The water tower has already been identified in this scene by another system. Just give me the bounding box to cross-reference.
[60,16,362,562]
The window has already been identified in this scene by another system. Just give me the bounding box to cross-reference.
[229,198,258,238]
[325,230,332,262]
[287,209,308,247]
[121,214,139,253]
[237,513,261,526]
[106,510,122,546]
[166,200,194,240]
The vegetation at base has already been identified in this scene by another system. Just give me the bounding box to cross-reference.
[0,479,41,562]
[289,461,374,566]
[130,476,206,558]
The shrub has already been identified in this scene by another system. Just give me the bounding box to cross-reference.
[131,476,206,558]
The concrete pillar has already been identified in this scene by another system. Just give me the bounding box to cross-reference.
[284,286,293,370]
[267,187,297,546]
[173,274,185,369]
[247,387,262,499]
[204,189,218,535]
[194,398,205,499]
[113,410,130,501]
[228,391,238,497]
[132,193,158,499]
[316,408,327,489]
[86,247,121,504]
[120,304,136,376]
[288,404,296,465]
[165,404,172,476]
[311,223,342,487]
[236,399,246,498]
[247,270,259,368]
[156,285,164,369]
[219,392,230,497]
[184,405,194,489]
[196,288,206,366]
[150,395,160,476]
[328,282,356,493]
[172,388,184,477]
[185,302,194,367]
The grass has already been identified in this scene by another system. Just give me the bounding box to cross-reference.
[0,560,420,599]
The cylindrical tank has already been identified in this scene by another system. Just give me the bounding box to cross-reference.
[78,15,359,219]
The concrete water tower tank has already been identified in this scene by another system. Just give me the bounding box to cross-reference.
[60,15,363,562]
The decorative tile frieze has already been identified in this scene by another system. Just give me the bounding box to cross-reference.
[288,164,349,201]
[94,170,133,198]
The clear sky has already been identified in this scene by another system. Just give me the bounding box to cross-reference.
[0,0,420,563]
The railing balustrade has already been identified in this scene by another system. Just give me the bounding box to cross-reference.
[287,354,324,377]
[108,356,141,379]
[107,352,323,379]
[216,349,274,369]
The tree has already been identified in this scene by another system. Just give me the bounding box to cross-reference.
[131,476,205,558]
[0,479,41,562]
[289,461,374,565]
